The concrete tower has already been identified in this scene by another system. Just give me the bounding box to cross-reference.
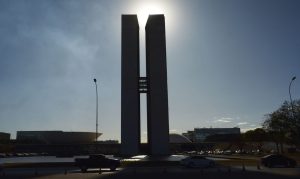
[121,15,140,156]
[146,15,169,155]
[121,14,169,156]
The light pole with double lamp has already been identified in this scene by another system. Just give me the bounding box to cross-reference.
[93,78,99,143]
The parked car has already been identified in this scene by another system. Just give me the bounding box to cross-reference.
[261,154,297,168]
[180,156,215,168]
[75,154,121,172]
[0,161,3,171]
[223,150,233,155]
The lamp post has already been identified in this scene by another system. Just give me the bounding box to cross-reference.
[93,78,98,142]
[289,76,296,118]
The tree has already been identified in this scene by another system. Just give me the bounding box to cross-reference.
[290,99,300,146]
[244,128,267,142]
[244,128,267,151]
[263,100,300,153]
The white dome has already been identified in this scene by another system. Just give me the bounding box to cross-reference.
[169,133,192,143]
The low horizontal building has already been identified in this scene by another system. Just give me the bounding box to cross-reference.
[0,132,10,141]
[183,127,240,142]
[17,131,101,144]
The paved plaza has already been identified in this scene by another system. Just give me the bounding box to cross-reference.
[1,165,300,179]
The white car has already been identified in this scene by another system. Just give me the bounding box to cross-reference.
[180,156,215,168]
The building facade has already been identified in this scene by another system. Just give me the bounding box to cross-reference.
[121,14,169,156]
[121,15,141,156]
[183,128,241,142]
[0,132,10,141]
[17,131,101,144]
[145,15,169,155]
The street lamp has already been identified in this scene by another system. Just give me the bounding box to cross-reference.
[93,78,98,142]
[289,76,296,118]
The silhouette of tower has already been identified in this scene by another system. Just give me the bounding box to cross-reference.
[121,14,169,156]
[145,15,169,155]
[121,15,140,156]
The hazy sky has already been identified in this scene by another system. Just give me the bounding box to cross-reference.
[0,0,299,142]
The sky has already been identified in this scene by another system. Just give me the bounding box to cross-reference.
[0,0,299,142]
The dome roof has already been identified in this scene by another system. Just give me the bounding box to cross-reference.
[169,133,192,143]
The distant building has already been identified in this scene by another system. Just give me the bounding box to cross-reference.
[0,132,10,141]
[183,128,240,142]
[17,131,101,144]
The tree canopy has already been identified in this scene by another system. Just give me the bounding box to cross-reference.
[263,99,300,152]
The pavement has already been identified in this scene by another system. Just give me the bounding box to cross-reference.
[1,165,300,179]
[1,155,299,178]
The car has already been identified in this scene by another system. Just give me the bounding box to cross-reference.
[223,150,233,155]
[261,154,297,168]
[0,161,3,171]
[180,156,215,168]
[75,154,121,172]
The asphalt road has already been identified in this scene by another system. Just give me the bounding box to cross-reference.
[1,165,300,179]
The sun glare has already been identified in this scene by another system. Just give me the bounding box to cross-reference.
[137,4,164,28]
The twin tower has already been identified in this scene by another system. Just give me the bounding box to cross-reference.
[121,14,169,156]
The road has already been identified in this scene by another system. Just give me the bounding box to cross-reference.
[1,165,299,179]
